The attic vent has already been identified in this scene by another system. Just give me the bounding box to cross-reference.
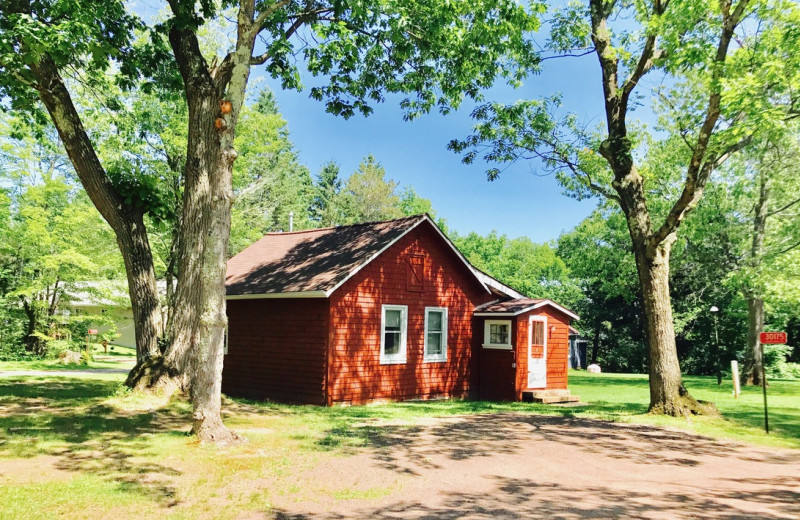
[407,254,425,292]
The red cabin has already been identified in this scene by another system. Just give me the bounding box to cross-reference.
[223,214,579,405]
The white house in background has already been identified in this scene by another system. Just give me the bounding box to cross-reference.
[65,280,167,349]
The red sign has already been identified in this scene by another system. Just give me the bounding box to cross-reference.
[760,332,787,344]
[87,329,98,335]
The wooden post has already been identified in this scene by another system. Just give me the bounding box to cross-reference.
[731,360,740,399]
[761,349,769,434]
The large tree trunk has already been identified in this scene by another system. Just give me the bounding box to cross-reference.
[743,296,765,385]
[29,55,164,366]
[634,242,708,416]
[20,297,44,355]
[604,143,709,417]
[125,0,258,442]
[117,214,165,364]
[741,170,769,385]
[159,23,254,443]
[164,93,235,441]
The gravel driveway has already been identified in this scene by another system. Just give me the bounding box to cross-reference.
[258,413,800,520]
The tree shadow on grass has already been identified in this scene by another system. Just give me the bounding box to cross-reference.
[0,377,189,506]
[720,408,800,438]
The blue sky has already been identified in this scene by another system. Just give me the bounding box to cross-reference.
[251,54,608,243]
[130,0,611,242]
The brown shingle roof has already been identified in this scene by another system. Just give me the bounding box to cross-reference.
[226,215,427,296]
[474,298,546,314]
[474,298,580,320]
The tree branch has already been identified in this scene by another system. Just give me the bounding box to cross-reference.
[589,0,621,135]
[620,1,669,115]
[540,49,594,61]
[29,54,131,232]
[766,196,800,218]
[649,0,751,248]
[250,15,306,65]
[775,238,800,256]
[250,7,335,66]
[253,0,292,30]
[166,1,216,97]
[651,133,752,248]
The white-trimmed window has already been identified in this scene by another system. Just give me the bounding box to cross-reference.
[424,307,448,362]
[380,304,408,364]
[483,319,512,349]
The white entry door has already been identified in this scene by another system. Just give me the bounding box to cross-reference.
[528,316,547,388]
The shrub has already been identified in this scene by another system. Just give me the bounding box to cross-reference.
[765,344,799,380]
[80,349,93,364]
[44,339,74,359]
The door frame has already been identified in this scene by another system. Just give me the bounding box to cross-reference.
[528,315,548,389]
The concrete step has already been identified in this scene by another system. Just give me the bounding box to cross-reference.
[533,395,581,404]
[522,389,581,404]
[528,389,572,398]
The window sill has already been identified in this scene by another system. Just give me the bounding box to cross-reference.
[482,344,512,350]
[379,358,407,365]
[423,357,447,363]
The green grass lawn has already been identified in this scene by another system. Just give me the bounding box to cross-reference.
[0,371,797,519]
[567,371,800,449]
[0,344,136,372]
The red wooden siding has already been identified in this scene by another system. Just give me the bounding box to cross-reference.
[514,307,571,397]
[514,318,529,400]
[222,298,329,404]
[328,223,493,404]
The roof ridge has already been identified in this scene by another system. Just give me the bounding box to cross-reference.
[264,214,427,236]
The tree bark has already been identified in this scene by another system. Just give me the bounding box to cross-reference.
[164,89,235,441]
[742,169,769,385]
[634,241,709,416]
[124,0,260,442]
[591,323,601,365]
[21,297,43,355]
[743,297,764,385]
[29,55,164,366]
[159,18,255,443]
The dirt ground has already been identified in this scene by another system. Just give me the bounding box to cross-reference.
[255,413,800,520]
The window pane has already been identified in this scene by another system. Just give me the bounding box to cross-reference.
[428,311,442,332]
[490,324,509,344]
[384,331,401,354]
[385,309,401,330]
[427,332,442,355]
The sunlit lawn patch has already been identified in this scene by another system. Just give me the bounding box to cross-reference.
[567,371,800,449]
[0,344,136,372]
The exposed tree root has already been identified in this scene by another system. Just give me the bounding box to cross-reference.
[191,412,245,445]
[125,356,186,397]
[649,386,720,418]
